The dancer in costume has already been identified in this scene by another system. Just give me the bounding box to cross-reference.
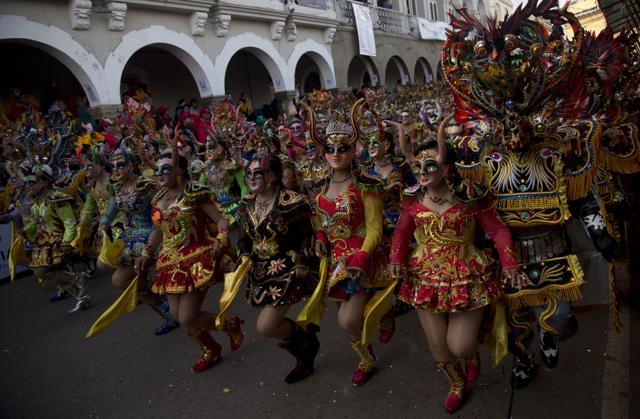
[358,118,410,341]
[303,99,394,386]
[99,143,178,335]
[199,136,249,223]
[73,143,118,267]
[299,137,330,197]
[18,129,93,313]
[440,1,619,389]
[135,149,244,373]
[237,156,319,383]
[390,128,520,413]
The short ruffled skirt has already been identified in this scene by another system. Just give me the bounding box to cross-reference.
[152,243,224,294]
[26,233,65,268]
[398,257,501,313]
[327,245,390,301]
[247,258,317,307]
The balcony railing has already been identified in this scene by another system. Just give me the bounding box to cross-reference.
[335,0,419,37]
[297,0,330,9]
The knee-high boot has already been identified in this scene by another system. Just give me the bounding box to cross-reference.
[436,360,467,413]
[351,340,376,386]
[220,316,245,351]
[187,329,222,373]
[150,296,179,336]
[464,351,481,384]
[278,319,320,384]
[378,308,396,344]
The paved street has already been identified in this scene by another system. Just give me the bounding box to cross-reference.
[0,269,631,419]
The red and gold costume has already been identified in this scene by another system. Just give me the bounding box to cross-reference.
[315,174,390,299]
[390,198,518,313]
[151,183,223,294]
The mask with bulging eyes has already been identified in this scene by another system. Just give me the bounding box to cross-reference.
[368,139,383,158]
[412,151,440,185]
[290,123,304,136]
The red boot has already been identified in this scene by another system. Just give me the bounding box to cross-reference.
[351,342,376,386]
[378,309,396,344]
[221,316,245,351]
[188,329,222,373]
[436,360,467,413]
[465,352,481,384]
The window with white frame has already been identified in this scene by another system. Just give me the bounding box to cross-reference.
[429,1,438,20]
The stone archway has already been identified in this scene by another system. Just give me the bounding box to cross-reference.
[0,15,108,107]
[288,39,336,91]
[214,33,290,97]
[104,25,216,105]
[385,55,411,87]
[347,55,380,89]
[414,57,434,84]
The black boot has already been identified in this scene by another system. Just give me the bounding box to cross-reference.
[539,331,559,369]
[279,319,320,384]
[511,351,535,389]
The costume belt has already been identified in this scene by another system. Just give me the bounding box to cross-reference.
[512,227,568,265]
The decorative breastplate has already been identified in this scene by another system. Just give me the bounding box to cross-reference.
[414,209,477,262]
[160,201,193,250]
[484,147,570,228]
[318,190,364,240]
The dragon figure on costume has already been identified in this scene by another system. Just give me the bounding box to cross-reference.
[441,0,638,389]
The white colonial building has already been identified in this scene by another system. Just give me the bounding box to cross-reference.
[0,0,510,117]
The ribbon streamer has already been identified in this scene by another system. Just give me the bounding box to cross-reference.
[296,257,329,328]
[360,279,397,347]
[97,230,124,269]
[215,256,252,330]
[85,275,139,339]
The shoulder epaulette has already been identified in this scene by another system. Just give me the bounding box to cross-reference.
[48,190,75,204]
[276,189,306,213]
[183,181,212,202]
[355,170,385,193]
[151,188,168,206]
[135,177,156,192]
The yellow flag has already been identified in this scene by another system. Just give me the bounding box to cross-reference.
[9,226,27,281]
[296,257,329,328]
[215,257,251,330]
[70,225,87,254]
[85,275,139,339]
[97,231,124,268]
[360,279,397,347]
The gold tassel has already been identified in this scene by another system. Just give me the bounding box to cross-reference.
[503,284,583,309]
[608,263,623,332]
[296,257,329,328]
[457,166,484,183]
[603,153,640,174]
[565,170,596,201]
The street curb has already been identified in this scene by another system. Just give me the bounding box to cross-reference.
[600,265,630,419]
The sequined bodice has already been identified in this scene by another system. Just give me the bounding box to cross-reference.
[316,184,366,242]
[410,203,485,265]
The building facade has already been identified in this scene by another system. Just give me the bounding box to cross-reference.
[0,0,509,117]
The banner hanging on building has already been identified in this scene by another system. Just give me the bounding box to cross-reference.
[417,17,447,41]
[352,3,376,57]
